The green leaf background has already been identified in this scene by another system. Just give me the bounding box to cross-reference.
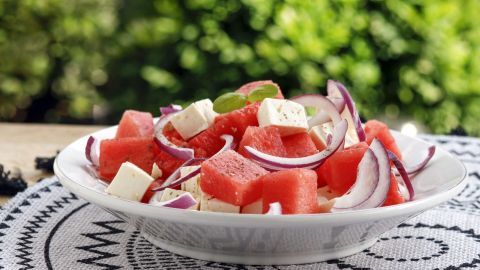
[1,0,479,135]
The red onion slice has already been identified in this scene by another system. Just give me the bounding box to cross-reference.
[85,164,100,179]
[333,139,391,211]
[245,119,347,170]
[153,158,204,192]
[357,139,391,208]
[152,134,234,192]
[152,192,198,209]
[160,104,182,115]
[265,202,282,215]
[332,149,379,210]
[85,136,100,167]
[327,80,366,144]
[290,94,343,127]
[388,151,414,201]
[395,145,436,176]
[329,97,346,113]
[212,134,235,158]
[154,112,195,160]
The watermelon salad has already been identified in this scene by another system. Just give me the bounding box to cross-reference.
[85,80,436,215]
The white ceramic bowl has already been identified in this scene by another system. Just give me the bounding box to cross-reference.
[54,125,467,265]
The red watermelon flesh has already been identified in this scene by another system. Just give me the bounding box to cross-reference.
[154,150,185,178]
[365,120,402,159]
[235,80,284,100]
[188,128,225,157]
[154,122,202,175]
[261,168,318,214]
[200,150,268,206]
[163,122,188,147]
[116,110,154,138]
[141,179,166,203]
[282,132,318,158]
[99,137,155,181]
[316,142,369,194]
[383,174,406,206]
[238,126,287,158]
[215,102,260,140]
[189,103,260,157]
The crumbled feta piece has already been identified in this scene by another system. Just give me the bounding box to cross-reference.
[257,98,308,136]
[151,163,163,179]
[170,103,209,140]
[317,196,336,213]
[106,162,154,201]
[317,186,339,200]
[194,99,218,126]
[317,187,337,213]
[180,165,202,198]
[241,199,263,214]
[200,192,240,213]
[160,188,199,210]
[309,123,333,149]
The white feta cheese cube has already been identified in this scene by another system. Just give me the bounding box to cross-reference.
[257,98,308,136]
[241,199,263,214]
[106,162,154,201]
[160,188,187,201]
[194,99,218,126]
[170,103,209,140]
[180,165,202,198]
[180,165,201,176]
[199,192,240,213]
[160,188,199,210]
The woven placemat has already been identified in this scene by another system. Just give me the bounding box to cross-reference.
[1,135,480,270]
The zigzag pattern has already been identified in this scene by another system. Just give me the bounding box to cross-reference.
[469,172,480,181]
[434,139,472,147]
[449,150,480,158]
[76,220,125,270]
[14,193,78,269]
[400,222,480,242]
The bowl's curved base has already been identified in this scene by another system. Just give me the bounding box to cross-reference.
[142,233,378,265]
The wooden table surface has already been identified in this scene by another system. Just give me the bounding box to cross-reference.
[0,123,105,205]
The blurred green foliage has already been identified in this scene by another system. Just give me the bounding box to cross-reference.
[1,0,480,135]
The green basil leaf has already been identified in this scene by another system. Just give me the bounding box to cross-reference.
[213,92,247,113]
[247,84,279,102]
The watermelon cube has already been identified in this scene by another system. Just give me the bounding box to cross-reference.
[189,103,260,157]
[261,168,318,214]
[383,174,406,206]
[99,137,155,181]
[188,128,225,157]
[215,102,260,141]
[282,132,318,158]
[315,142,368,194]
[163,122,188,147]
[235,80,284,100]
[116,110,154,138]
[238,126,287,158]
[365,120,402,159]
[200,150,268,206]
[154,149,185,178]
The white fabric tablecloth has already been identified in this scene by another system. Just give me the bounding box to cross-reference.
[1,135,479,269]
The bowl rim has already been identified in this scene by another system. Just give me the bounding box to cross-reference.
[54,127,468,227]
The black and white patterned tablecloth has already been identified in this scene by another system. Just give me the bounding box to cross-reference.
[1,135,480,270]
